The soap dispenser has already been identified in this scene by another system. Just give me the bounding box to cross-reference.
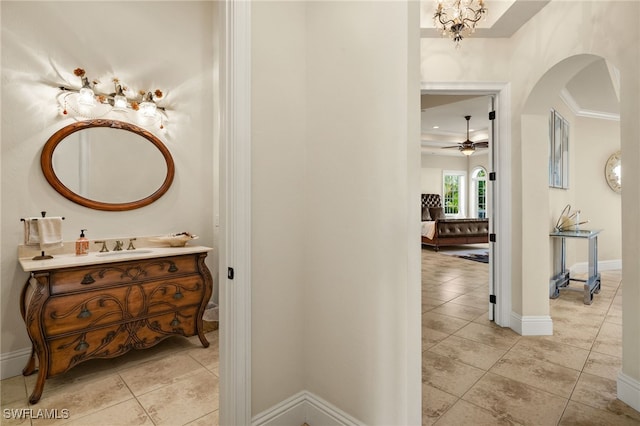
[76,229,89,256]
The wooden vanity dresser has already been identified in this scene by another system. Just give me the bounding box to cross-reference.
[19,246,213,404]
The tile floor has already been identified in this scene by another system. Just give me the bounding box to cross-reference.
[422,246,640,425]
[3,248,640,426]
[1,330,218,426]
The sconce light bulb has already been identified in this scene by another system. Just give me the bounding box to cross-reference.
[140,100,157,118]
[113,94,128,110]
[78,87,95,106]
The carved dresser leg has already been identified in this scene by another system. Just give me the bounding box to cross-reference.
[197,318,210,348]
[28,368,47,404]
[22,344,38,376]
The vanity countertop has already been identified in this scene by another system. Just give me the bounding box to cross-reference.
[19,245,213,272]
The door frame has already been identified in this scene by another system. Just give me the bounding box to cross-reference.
[421,82,512,327]
[219,1,252,424]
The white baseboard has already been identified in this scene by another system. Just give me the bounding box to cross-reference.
[0,348,31,380]
[618,371,640,412]
[510,313,553,336]
[570,259,621,274]
[252,390,363,426]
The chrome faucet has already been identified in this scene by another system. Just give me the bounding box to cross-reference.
[127,238,137,250]
[113,240,124,251]
[95,241,108,252]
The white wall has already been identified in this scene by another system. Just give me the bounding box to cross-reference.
[573,116,621,263]
[251,0,306,413]
[303,2,419,423]
[468,153,489,175]
[420,153,467,195]
[0,1,217,370]
[251,1,421,424]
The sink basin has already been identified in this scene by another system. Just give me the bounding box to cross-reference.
[96,249,154,257]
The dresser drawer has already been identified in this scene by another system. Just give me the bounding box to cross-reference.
[43,287,130,337]
[47,323,129,375]
[145,275,205,315]
[137,307,199,343]
[43,275,205,337]
[49,255,199,295]
[47,306,199,375]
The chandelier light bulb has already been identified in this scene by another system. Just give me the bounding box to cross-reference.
[433,0,488,46]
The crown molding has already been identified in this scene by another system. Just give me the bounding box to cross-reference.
[560,88,620,121]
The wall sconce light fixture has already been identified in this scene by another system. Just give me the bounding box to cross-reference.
[59,68,167,129]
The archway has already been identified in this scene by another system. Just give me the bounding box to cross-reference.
[521,52,630,403]
[519,54,619,325]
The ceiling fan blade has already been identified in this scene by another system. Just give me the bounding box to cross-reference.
[441,145,461,149]
[473,141,489,148]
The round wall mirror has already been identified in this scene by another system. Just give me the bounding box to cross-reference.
[605,150,621,193]
[41,119,175,211]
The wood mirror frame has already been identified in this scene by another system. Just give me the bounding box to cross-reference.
[41,119,175,211]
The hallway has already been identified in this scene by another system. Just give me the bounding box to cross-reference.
[422,248,640,425]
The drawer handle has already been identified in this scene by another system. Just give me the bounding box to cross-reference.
[81,274,96,285]
[77,308,92,319]
[170,317,181,327]
[173,290,184,300]
[168,262,178,273]
[74,341,89,351]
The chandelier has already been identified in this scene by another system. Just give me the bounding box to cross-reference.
[58,68,167,129]
[434,0,488,47]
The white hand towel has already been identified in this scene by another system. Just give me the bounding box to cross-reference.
[23,218,40,245]
[36,217,64,251]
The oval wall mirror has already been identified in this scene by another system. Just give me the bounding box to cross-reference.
[605,150,621,193]
[41,119,175,211]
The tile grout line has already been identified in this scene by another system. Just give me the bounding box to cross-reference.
[422,250,633,424]
[118,372,158,426]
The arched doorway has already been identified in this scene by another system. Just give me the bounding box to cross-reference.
[521,53,631,406]
[520,54,621,311]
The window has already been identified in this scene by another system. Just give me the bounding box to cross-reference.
[443,171,466,217]
[471,167,487,218]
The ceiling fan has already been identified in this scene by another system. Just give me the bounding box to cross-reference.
[441,115,488,156]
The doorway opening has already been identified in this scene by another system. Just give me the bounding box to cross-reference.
[420,87,510,324]
[421,83,512,327]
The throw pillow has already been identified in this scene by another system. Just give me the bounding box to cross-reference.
[421,206,432,221]
[429,207,446,220]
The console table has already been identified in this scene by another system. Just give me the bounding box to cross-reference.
[549,229,602,304]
